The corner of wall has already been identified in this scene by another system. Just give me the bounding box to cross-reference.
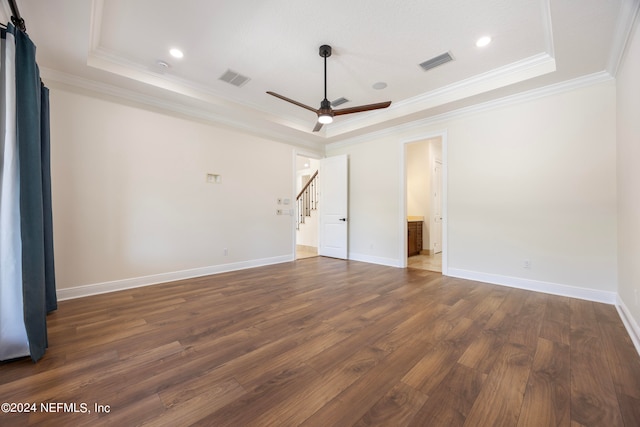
[616,296,640,356]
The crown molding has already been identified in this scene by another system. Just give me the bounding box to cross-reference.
[87,0,557,142]
[607,0,640,76]
[540,0,555,58]
[87,0,319,138]
[41,67,325,154]
[326,71,614,151]
[326,52,556,138]
[327,0,557,138]
[88,0,103,51]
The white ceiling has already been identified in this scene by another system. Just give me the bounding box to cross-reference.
[3,0,637,150]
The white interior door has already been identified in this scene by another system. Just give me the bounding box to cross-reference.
[318,154,348,259]
[432,160,443,254]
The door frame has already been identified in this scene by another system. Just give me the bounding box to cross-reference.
[432,159,443,254]
[399,130,448,274]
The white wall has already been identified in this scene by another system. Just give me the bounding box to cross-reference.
[616,16,640,338]
[328,80,618,300]
[50,87,304,293]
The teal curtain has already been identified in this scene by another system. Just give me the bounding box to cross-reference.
[16,24,56,362]
[0,23,56,362]
[41,84,56,314]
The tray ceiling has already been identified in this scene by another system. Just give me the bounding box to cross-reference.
[3,0,635,149]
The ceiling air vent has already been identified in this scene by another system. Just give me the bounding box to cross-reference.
[219,69,251,87]
[419,52,454,72]
[331,97,349,107]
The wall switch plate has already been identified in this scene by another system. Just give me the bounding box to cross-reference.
[276,209,283,215]
[523,259,531,269]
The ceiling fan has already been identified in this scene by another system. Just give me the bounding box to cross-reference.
[267,45,392,132]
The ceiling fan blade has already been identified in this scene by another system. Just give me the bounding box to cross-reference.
[266,91,318,114]
[312,121,324,132]
[333,101,392,116]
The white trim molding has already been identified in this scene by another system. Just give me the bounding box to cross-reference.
[448,268,617,304]
[56,255,293,301]
[616,296,640,357]
[606,0,640,76]
[327,71,614,151]
[326,53,556,138]
[348,252,403,268]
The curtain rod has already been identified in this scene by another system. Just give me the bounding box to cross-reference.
[8,0,25,32]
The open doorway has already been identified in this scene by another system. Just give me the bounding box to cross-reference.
[405,137,443,272]
[295,155,320,259]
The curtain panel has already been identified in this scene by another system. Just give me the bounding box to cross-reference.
[0,23,56,363]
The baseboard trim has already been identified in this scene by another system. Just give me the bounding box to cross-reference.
[616,296,640,357]
[348,252,403,268]
[447,268,617,304]
[56,255,293,301]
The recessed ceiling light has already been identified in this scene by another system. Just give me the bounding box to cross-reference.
[372,81,387,90]
[476,36,492,47]
[169,48,184,59]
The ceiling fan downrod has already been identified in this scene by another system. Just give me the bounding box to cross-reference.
[319,44,332,102]
[318,45,333,123]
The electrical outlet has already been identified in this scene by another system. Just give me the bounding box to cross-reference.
[523,259,531,269]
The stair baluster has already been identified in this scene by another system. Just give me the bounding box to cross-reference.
[296,170,318,230]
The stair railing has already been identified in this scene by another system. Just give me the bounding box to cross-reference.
[296,170,318,230]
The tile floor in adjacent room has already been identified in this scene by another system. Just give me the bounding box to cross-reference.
[407,252,442,273]
[296,245,318,260]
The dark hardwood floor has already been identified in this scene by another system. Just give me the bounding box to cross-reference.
[1,257,639,426]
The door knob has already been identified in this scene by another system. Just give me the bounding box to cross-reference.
[339,218,347,221]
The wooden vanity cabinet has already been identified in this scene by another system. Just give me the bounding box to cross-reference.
[408,221,423,256]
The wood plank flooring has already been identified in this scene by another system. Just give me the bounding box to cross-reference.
[1,257,639,426]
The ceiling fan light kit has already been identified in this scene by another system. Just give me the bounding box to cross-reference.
[318,113,333,124]
[267,44,391,132]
